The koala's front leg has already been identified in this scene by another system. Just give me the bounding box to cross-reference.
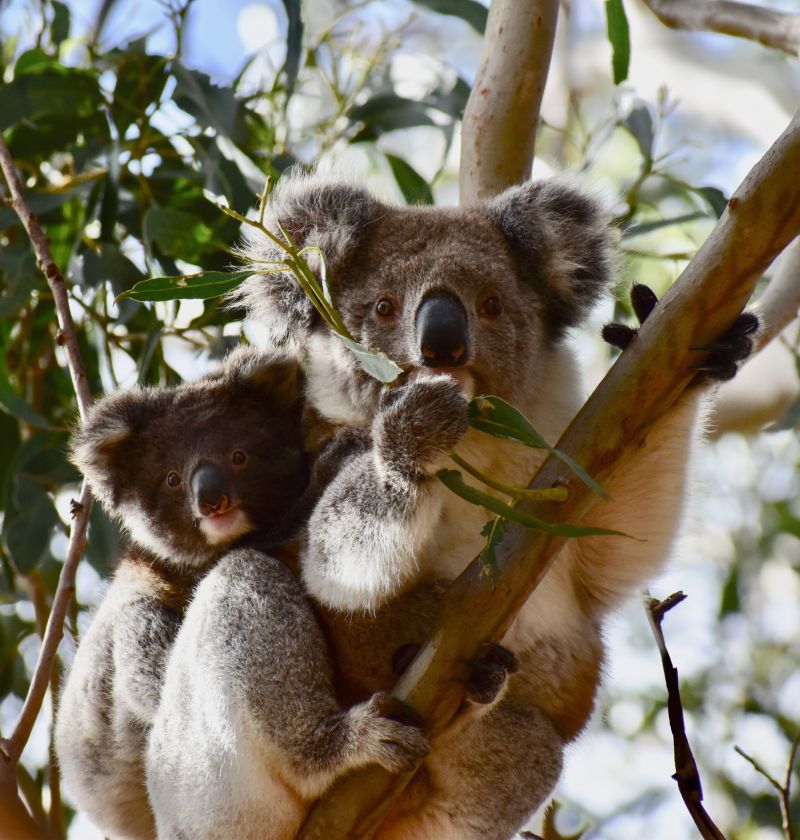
[303,375,469,613]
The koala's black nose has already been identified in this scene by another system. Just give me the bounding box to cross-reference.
[415,292,469,367]
[190,464,230,517]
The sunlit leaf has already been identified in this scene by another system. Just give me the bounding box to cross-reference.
[437,470,624,538]
[336,335,403,384]
[0,68,103,130]
[117,270,253,302]
[468,396,609,499]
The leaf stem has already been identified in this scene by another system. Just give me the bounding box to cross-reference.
[449,452,568,502]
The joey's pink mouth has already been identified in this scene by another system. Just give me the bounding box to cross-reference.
[198,505,252,545]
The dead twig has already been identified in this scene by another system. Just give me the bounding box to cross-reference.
[646,592,728,840]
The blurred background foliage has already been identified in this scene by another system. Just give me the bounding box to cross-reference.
[0,0,798,838]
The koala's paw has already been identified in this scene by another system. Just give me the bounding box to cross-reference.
[603,285,758,382]
[355,692,430,773]
[462,643,519,706]
[601,283,658,350]
[374,375,469,479]
[688,312,759,381]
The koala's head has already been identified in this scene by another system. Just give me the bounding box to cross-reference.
[71,348,307,569]
[234,173,615,424]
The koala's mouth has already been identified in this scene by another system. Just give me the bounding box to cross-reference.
[408,366,475,398]
[198,506,253,546]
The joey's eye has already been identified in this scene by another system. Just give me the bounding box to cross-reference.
[231,449,247,466]
[166,471,181,488]
[375,298,395,318]
[480,296,502,318]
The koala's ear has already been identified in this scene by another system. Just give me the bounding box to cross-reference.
[223,346,303,406]
[230,174,381,348]
[70,390,157,509]
[485,179,616,337]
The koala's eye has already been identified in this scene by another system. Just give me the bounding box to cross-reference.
[375,298,395,318]
[166,471,181,488]
[231,449,247,466]
[479,296,503,318]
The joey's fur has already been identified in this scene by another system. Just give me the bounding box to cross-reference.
[235,173,717,839]
[57,348,429,840]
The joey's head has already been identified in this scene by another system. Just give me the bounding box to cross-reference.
[70,349,307,569]
[234,173,616,425]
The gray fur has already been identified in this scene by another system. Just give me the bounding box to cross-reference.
[239,173,700,838]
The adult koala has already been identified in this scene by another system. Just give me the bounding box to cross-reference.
[234,173,728,839]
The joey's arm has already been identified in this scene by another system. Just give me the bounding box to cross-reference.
[302,376,468,613]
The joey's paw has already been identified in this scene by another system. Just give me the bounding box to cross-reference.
[359,692,430,772]
[392,643,422,676]
[462,643,518,706]
[689,312,759,382]
[375,375,469,478]
[602,283,658,350]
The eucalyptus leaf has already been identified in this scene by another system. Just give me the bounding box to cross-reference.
[117,270,253,302]
[386,154,434,206]
[281,0,304,93]
[437,470,625,538]
[468,395,609,500]
[605,0,630,85]
[479,517,507,582]
[336,335,403,384]
[623,104,654,160]
[412,0,488,33]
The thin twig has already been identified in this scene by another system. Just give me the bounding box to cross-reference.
[0,136,95,767]
[645,593,728,840]
[735,733,800,840]
[640,0,800,57]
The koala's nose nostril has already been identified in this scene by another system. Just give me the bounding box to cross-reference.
[415,292,469,368]
[191,464,231,517]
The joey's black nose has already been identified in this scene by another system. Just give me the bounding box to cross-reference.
[415,292,469,367]
[190,464,230,516]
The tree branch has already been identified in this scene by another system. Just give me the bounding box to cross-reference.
[646,592,728,840]
[459,0,559,202]
[640,0,800,57]
[298,109,800,839]
[0,137,95,780]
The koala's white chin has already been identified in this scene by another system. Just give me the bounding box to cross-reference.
[199,509,253,546]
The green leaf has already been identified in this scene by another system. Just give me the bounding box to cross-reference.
[172,62,248,144]
[50,1,71,46]
[622,104,653,159]
[349,95,436,142]
[412,0,488,33]
[0,353,58,430]
[479,517,507,582]
[2,491,59,574]
[117,270,254,302]
[386,154,434,205]
[622,212,707,239]
[281,0,304,93]
[468,395,609,500]
[0,68,103,131]
[143,207,221,262]
[14,48,54,76]
[336,335,403,384]
[111,50,168,137]
[605,0,630,85]
[437,470,625,538]
[695,186,729,218]
[0,246,37,319]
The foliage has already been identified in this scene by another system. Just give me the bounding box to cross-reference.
[0,1,798,838]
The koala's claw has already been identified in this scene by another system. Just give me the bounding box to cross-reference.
[392,642,422,677]
[361,692,429,772]
[462,643,518,706]
[601,283,658,351]
[688,312,759,381]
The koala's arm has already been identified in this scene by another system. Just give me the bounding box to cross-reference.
[303,376,469,613]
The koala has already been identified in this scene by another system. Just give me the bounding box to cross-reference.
[55,348,310,839]
[57,347,428,840]
[234,172,755,840]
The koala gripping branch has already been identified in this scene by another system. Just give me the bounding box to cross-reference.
[297,111,800,840]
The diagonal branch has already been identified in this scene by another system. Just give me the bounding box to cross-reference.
[640,0,800,57]
[0,136,95,769]
[459,0,559,202]
[298,109,800,840]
